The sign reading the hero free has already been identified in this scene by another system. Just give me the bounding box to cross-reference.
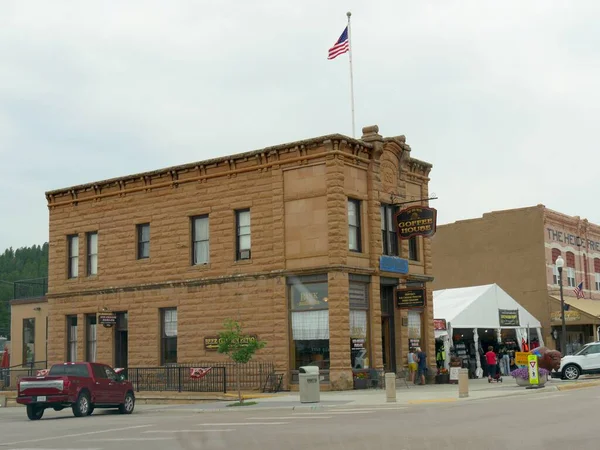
[395,206,437,239]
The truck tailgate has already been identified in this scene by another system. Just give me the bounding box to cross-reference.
[19,376,66,396]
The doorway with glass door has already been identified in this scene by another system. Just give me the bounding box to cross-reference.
[114,312,128,369]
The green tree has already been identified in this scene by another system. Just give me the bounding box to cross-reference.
[217,319,266,405]
[0,243,49,339]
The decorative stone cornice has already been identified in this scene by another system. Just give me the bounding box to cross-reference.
[45,134,374,209]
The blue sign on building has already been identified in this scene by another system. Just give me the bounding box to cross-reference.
[379,256,409,274]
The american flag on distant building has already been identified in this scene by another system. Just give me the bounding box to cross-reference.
[328,26,349,60]
[574,281,585,299]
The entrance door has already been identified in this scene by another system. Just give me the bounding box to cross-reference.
[114,312,128,369]
[380,286,396,373]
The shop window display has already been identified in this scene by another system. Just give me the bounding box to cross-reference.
[290,281,330,370]
[349,281,369,369]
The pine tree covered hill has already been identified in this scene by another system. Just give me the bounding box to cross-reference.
[0,244,49,339]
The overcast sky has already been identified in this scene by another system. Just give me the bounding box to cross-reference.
[1,0,599,251]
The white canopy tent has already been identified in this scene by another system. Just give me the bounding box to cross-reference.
[433,284,543,375]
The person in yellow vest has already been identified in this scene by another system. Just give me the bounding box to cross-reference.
[436,346,446,369]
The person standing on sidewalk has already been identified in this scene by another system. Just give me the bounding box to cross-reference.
[407,348,417,383]
[415,347,428,385]
[485,346,497,381]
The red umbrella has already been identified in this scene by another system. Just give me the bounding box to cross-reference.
[1,345,9,368]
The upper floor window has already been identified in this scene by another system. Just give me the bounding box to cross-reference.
[348,199,362,252]
[67,235,79,278]
[595,258,600,291]
[566,251,576,287]
[86,232,98,276]
[235,209,251,260]
[408,236,419,261]
[192,215,209,265]
[380,204,398,256]
[551,248,562,284]
[137,223,150,259]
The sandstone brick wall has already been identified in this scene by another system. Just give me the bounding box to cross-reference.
[44,128,434,389]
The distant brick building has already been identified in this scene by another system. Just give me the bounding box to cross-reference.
[38,125,434,390]
[432,205,600,355]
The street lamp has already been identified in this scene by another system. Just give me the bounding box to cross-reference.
[556,255,567,355]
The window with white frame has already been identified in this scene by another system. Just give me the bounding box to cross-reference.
[567,267,576,287]
[348,199,361,252]
[68,235,79,278]
[86,232,98,276]
[192,215,209,265]
[235,209,251,260]
[596,273,600,291]
[67,316,77,362]
[289,277,329,371]
[380,204,398,256]
[161,308,177,365]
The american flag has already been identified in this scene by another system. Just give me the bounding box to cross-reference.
[328,26,349,60]
[574,281,585,299]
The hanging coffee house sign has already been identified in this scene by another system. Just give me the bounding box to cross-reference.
[395,206,437,239]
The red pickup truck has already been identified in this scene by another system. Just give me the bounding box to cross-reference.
[17,362,135,420]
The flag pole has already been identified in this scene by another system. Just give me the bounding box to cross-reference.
[347,11,356,139]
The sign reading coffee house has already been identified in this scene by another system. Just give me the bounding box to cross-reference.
[395,206,437,239]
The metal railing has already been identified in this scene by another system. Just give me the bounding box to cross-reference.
[0,360,48,390]
[121,366,226,393]
[13,277,47,300]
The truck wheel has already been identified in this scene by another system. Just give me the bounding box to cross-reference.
[118,392,135,414]
[72,391,91,417]
[26,404,45,420]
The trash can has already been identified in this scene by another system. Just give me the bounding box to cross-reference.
[299,365,320,403]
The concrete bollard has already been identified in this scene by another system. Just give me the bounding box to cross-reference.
[458,368,469,398]
[385,372,397,403]
[0,395,6,408]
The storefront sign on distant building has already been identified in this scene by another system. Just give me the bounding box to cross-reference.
[379,255,409,274]
[550,311,581,322]
[498,309,520,327]
[397,288,426,308]
[433,319,447,330]
[395,206,437,239]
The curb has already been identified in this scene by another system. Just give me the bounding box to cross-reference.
[555,380,600,391]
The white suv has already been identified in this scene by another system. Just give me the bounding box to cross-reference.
[558,342,600,380]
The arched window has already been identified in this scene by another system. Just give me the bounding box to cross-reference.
[551,249,562,285]
[566,251,576,287]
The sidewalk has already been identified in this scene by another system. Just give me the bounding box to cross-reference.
[151,376,600,413]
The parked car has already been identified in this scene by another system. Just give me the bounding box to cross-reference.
[558,341,600,380]
[17,362,135,420]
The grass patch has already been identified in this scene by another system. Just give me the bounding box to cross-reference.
[226,401,258,407]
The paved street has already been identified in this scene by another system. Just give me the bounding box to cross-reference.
[1,386,599,450]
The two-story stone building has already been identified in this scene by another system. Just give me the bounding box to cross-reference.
[37,125,434,390]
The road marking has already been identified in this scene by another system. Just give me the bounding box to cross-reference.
[247,416,332,420]
[408,398,457,405]
[330,407,407,412]
[87,438,173,442]
[528,394,566,401]
[198,422,289,426]
[143,429,235,433]
[0,425,153,447]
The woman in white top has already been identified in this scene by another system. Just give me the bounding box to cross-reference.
[407,348,417,383]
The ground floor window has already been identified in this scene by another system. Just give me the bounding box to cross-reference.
[289,277,329,370]
[67,316,77,362]
[349,279,369,369]
[407,310,422,351]
[86,314,97,362]
[22,318,35,365]
[161,308,177,365]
